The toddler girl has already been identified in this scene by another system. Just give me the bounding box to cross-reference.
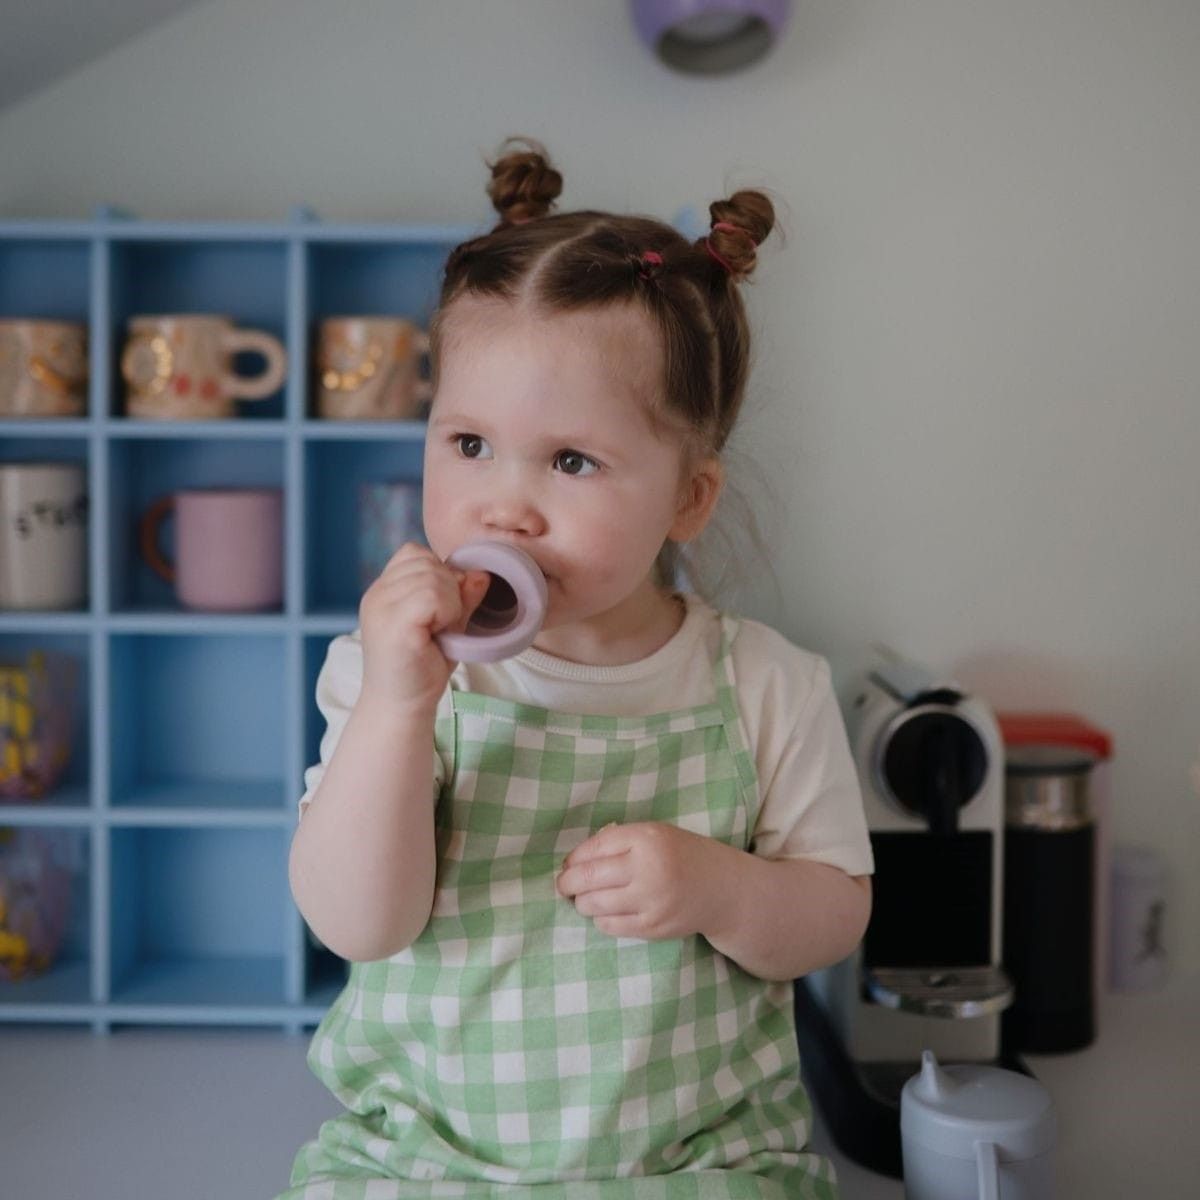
[281,140,873,1199]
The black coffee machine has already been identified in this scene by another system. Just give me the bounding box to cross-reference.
[795,660,1017,1177]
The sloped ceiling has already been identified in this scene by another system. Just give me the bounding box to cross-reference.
[0,0,208,112]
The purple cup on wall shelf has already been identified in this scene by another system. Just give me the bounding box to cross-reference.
[358,480,425,592]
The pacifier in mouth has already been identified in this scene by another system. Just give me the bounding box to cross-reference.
[435,540,548,663]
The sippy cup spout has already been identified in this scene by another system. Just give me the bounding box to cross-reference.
[916,1049,957,1103]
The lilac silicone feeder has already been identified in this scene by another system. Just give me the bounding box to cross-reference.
[631,0,792,74]
[436,541,548,664]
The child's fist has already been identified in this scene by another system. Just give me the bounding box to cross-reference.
[555,822,729,943]
[357,543,490,713]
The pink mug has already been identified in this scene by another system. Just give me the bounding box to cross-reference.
[139,487,283,611]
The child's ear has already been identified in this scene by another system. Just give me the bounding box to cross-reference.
[670,456,724,543]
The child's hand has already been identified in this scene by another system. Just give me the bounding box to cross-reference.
[555,822,732,942]
[358,542,491,714]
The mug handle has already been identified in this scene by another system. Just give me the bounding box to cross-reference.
[220,329,288,402]
[139,495,177,584]
[975,1140,1000,1200]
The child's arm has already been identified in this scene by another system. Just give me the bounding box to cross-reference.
[556,823,871,982]
[288,692,441,963]
[289,544,490,963]
[701,849,871,981]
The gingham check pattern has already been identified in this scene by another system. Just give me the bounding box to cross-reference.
[281,618,838,1200]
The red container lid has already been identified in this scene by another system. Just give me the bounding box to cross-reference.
[996,711,1113,759]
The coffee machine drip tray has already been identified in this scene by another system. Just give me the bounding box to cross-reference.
[865,965,1013,1019]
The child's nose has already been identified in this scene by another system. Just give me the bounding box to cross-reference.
[482,491,547,538]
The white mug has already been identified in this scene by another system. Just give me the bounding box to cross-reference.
[0,462,88,610]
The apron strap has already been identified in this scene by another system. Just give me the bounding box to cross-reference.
[712,615,760,799]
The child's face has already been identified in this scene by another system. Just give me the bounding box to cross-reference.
[423,299,711,635]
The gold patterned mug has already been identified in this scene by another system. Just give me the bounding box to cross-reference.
[315,317,431,420]
[120,314,287,419]
[0,320,88,418]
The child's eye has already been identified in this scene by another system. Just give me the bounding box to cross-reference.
[454,433,492,460]
[554,449,600,477]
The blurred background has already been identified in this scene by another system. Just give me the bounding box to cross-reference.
[9,0,1180,967]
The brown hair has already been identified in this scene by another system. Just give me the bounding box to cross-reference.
[431,138,775,459]
[430,138,779,599]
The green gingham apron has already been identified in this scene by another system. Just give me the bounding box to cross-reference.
[281,617,837,1200]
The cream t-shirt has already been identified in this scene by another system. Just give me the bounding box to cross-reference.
[300,593,874,878]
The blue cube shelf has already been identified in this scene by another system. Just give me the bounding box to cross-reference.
[0,208,477,1030]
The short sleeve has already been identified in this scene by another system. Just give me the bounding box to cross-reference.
[736,632,874,877]
[297,631,448,819]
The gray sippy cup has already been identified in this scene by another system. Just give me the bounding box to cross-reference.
[901,1050,1056,1200]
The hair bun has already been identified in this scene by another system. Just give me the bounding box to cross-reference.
[487,137,563,227]
[704,190,775,281]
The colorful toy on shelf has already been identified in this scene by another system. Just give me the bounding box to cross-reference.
[0,827,76,980]
[0,651,79,800]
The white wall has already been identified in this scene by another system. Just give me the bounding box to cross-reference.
[2,0,1197,973]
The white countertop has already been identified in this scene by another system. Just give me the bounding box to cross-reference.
[1,977,1196,1199]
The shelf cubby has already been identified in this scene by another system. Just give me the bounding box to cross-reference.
[108,825,289,1011]
[0,238,91,324]
[0,209,475,1028]
[108,633,287,812]
[307,240,449,321]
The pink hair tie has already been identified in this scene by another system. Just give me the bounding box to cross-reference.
[639,249,664,280]
[704,239,736,274]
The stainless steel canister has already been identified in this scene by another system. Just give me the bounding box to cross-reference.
[1005,744,1096,830]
